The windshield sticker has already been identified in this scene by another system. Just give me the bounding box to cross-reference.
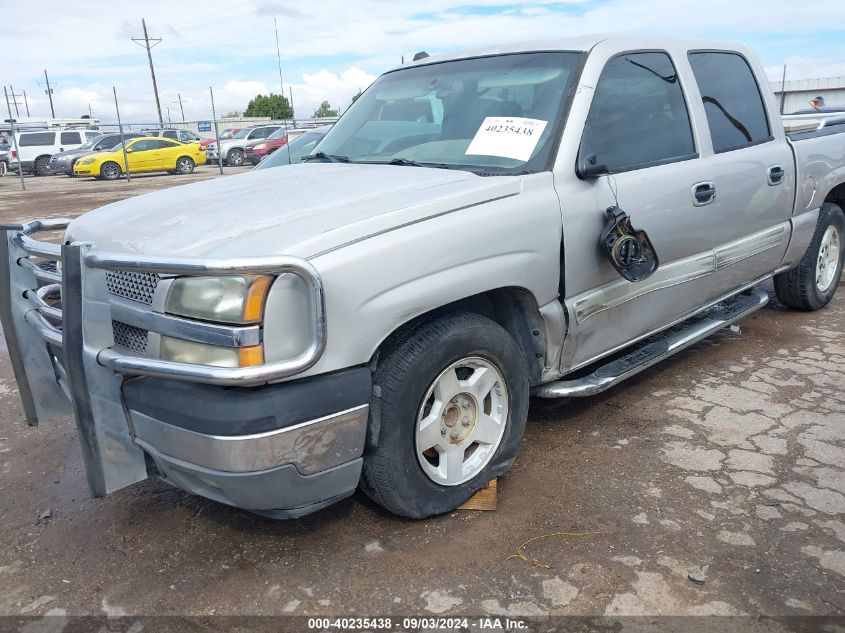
[465,117,548,162]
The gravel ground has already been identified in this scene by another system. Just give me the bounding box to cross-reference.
[0,172,842,624]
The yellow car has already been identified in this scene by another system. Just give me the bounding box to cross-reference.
[73,136,207,179]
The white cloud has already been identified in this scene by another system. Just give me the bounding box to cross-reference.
[3,0,845,121]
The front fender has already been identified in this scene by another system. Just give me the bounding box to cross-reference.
[281,172,563,379]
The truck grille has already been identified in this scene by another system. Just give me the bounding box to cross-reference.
[112,320,148,354]
[106,271,160,305]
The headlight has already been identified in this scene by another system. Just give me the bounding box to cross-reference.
[164,275,272,324]
[79,157,96,165]
[160,336,264,368]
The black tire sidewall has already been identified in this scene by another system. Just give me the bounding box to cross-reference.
[177,157,194,173]
[806,203,845,308]
[34,156,50,176]
[100,162,120,180]
[370,315,529,518]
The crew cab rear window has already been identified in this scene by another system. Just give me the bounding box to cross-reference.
[688,52,772,153]
[579,52,695,173]
[19,132,55,146]
[61,131,81,144]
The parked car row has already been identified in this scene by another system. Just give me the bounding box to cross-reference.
[2,123,329,179]
[72,137,207,179]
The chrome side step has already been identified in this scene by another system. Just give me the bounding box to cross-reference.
[533,287,769,398]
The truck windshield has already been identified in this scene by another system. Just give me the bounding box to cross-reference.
[315,52,582,175]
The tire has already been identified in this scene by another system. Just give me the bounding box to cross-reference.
[775,202,845,310]
[175,156,195,174]
[226,148,244,167]
[361,312,529,518]
[33,155,50,177]
[67,160,78,177]
[99,161,122,181]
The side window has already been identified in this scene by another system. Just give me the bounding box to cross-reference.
[19,132,56,147]
[61,131,82,144]
[579,52,695,173]
[162,130,178,140]
[180,131,199,142]
[688,52,771,153]
[130,140,154,151]
[85,131,101,141]
[157,140,179,148]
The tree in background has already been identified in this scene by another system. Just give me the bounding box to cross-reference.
[313,100,338,118]
[350,90,363,107]
[244,93,293,119]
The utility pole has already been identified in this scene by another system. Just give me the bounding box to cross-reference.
[22,90,30,116]
[177,92,185,121]
[8,86,20,117]
[43,69,55,118]
[4,86,26,191]
[132,18,164,128]
[289,86,294,120]
[274,17,289,126]
[779,64,788,115]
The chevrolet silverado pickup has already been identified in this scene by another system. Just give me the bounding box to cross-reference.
[3,36,844,519]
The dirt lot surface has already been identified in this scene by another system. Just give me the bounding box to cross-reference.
[0,173,843,624]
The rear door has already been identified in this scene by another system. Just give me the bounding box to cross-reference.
[686,50,794,290]
[556,47,725,370]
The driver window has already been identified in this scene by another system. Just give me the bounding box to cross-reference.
[579,52,696,173]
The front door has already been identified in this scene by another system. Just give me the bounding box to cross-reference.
[556,50,724,371]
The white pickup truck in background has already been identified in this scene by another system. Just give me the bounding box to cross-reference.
[2,36,844,519]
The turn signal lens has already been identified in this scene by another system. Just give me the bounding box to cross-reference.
[238,344,264,367]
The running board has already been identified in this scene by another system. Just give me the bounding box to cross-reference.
[533,287,769,398]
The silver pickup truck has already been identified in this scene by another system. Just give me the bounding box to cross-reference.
[3,36,844,519]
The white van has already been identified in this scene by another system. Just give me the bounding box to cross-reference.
[9,129,102,176]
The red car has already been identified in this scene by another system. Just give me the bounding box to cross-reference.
[199,128,241,151]
[243,127,289,165]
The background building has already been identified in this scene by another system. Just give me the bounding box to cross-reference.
[772,76,845,114]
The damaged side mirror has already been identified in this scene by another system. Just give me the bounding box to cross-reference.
[599,206,659,282]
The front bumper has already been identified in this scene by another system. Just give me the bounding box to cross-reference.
[125,369,371,515]
[0,220,342,518]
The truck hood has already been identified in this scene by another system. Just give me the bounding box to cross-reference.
[67,163,522,259]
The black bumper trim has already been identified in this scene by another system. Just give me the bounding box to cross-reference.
[122,366,371,436]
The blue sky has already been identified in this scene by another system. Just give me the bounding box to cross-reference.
[4,0,845,123]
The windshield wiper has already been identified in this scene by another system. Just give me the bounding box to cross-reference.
[383,158,453,169]
[301,151,350,163]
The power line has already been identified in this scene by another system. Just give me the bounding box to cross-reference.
[131,18,164,128]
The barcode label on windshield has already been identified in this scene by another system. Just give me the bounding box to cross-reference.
[466,117,548,162]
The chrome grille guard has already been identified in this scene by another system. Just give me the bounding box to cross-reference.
[3,219,328,388]
[0,218,328,498]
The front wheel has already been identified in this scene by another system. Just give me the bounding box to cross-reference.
[775,202,845,310]
[99,161,122,180]
[226,148,244,166]
[175,156,195,174]
[361,312,529,518]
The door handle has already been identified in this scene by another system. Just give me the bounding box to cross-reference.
[768,165,785,185]
[693,182,716,206]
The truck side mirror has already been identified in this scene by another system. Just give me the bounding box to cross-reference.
[599,206,659,282]
[576,153,609,179]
